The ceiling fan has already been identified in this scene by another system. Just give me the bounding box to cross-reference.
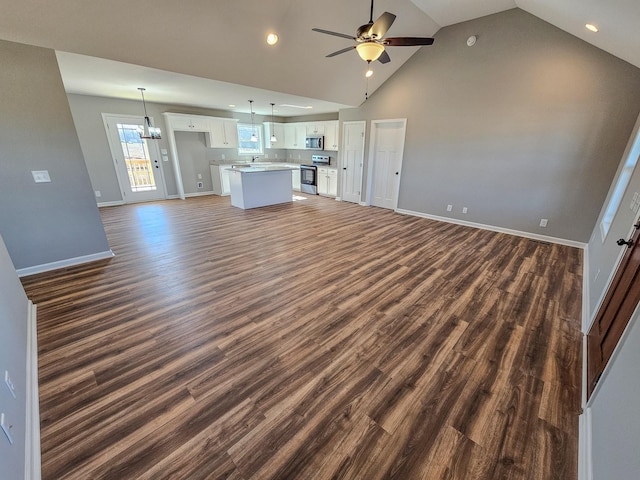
[312,0,434,65]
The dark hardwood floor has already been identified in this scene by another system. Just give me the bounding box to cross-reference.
[21,194,583,479]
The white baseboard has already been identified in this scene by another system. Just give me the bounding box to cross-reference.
[16,250,115,277]
[395,209,587,249]
[25,301,41,480]
[184,191,215,198]
[359,201,367,206]
[97,200,125,208]
[578,408,593,480]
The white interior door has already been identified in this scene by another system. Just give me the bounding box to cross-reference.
[103,114,166,203]
[341,121,365,204]
[369,119,406,209]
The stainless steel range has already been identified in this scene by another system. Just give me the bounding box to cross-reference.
[300,155,330,195]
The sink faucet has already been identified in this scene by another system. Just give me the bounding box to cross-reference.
[251,156,261,163]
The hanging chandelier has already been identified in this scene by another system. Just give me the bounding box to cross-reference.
[270,103,277,142]
[137,88,161,139]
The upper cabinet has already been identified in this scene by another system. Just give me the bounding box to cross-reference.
[323,121,339,151]
[167,114,210,132]
[306,122,326,136]
[284,124,307,150]
[208,118,239,148]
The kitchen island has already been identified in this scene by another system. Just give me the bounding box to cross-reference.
[228,166,295,209]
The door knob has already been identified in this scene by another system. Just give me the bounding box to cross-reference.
[343,167,347,170]
[634,221,640,229]
[395,172,399,175]
[617,238,634,247]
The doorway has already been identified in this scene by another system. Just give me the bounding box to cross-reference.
[587,220,640,398]
[366,119,407,209]
[341,121,365,204]
[103,114,167,203]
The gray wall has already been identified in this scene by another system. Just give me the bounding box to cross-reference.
[589,306,640,479]
[0,235,30,479]
[0,40,110,270]
[339,8,640,243]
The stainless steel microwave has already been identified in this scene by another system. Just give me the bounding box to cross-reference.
[305,135,324,150]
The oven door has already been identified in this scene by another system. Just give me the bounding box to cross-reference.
[300,165,317,194]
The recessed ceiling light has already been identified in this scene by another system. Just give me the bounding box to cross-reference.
[585,23,599,33]
[266,33,279,45]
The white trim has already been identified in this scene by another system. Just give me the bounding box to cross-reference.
[184,191,215,198]
[582,244,591,334]
[25,301,41,480]
[359,201,367,206]
[335,197,342,201]
[340,120,366,205]
[365,119,407,209]
[165,194,180,200]
[578,408,593,480]
[16,250,115,277]
[396,209,587,249]
[97,200,126,208]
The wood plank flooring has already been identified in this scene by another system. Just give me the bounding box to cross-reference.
[21,194,583,479]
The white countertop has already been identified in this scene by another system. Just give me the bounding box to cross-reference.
[230,166,297,173]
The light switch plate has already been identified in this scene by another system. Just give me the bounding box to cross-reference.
[32,170,51,183]
[4,371,16,398]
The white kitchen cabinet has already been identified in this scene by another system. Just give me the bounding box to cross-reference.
[317,167,338,196]
[306,122,325,136]
[168,114,210,132]
[263,122,286,149]
[208,118,239,148]
[323,121,340,151]
[284,124,307,149]
[211,164,233,195]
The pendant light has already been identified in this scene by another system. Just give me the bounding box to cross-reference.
[270,103,277,143]
[137,88,161,139]
[248,100,258,142]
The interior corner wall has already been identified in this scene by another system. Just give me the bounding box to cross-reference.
[0,39,110,270]
[339,8,640,243]
[0,235,29,479]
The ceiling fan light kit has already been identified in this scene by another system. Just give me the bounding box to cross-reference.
[356,42,385,62]
[312,0,434,66]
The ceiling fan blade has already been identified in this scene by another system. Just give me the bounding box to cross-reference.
[377,50,391,64]
[326,45,356,58]
[312,28,356,41]
[384,37,435,46]
[368,12,396,39]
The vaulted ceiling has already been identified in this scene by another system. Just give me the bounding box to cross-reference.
[0,0,638,116]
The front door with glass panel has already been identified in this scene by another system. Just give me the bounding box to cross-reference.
[103,114,166,203]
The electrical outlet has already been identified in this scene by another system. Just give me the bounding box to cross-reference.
[540,219,548,227]
[446,205,453,212]
[462,207,468,214]
[196,181,204,189]
[197,173,202,180]
[0,413,13,445]
[4,371,16,398]
[221,154,226,160]
[95,190,101,198]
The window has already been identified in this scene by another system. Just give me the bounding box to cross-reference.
[237,123,263,156]
[600,128,640,241]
